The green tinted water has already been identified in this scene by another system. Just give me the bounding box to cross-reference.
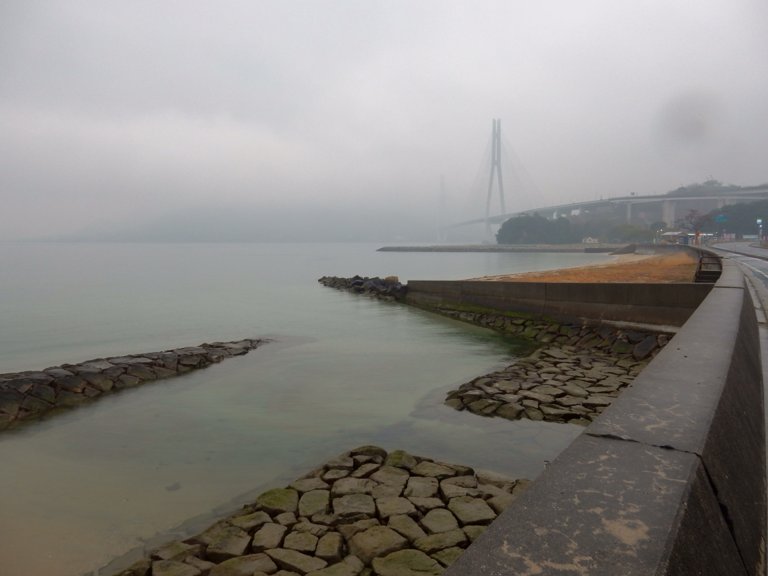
[0,243,608,575]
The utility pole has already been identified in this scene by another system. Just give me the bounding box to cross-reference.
[485,118,506,238]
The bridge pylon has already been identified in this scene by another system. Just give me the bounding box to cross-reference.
[486,118,506,238]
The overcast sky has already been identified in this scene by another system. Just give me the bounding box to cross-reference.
[1,1,767,241]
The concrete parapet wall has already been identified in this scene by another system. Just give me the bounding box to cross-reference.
[444,259,766,575]
[405,279,712,326]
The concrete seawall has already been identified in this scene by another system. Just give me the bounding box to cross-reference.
[405,280,712,327]
[442,258,767,575]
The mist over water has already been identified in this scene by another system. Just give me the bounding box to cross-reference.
[0,242,608,576]
[2,3,765,573]
[0,242,608,371]
[2,2,766,243]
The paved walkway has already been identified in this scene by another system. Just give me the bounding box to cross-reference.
[712,242,768,313]
[713,241,768,262]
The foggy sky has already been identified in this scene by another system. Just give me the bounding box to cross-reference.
[1,1,767,242]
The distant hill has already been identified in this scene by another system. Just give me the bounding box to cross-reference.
[56,202,440,244]
[665,179,768,197]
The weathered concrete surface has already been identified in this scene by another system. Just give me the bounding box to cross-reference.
[0,339,266,431]
[444,435,745,575]
[443,259,767,576]
[589,281,766,575]
[405,280,711,326]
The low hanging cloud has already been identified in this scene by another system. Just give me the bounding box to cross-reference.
[1,1,767,241]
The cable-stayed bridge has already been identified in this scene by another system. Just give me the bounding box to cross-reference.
[450,120,768,235]
[445,118,540,240]
[451,185,768,229]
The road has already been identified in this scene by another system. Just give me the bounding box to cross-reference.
[713,242,768,312]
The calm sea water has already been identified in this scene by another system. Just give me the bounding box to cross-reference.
[0,242,609,576]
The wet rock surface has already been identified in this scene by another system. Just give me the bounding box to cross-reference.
[446,344,655,425]
[440,312,670,425]
[0,339,266,430]
[115,446,529,576]
[438,308,669,361]
[318,276,406,301]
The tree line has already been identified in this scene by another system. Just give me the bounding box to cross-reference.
[496,199,768,244]
[496,213,657,244]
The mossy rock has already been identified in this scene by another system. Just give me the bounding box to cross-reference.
[611,341,634,354]
[256,488,299,514]
[372,549,442,576]
[384,450,417,470]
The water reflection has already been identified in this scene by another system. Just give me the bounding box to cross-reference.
[0,244,604,575]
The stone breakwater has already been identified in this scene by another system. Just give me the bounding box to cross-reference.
[318,276,406,301]
[431,308,669,359]
[446,343,656,425]
[436,309,669,426]
[317,275,671,426]
[0,338,266,430]
[117,445,528,576]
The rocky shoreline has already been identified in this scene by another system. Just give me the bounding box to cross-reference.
[7,270,671,575]
[0,338,266,430]
[318,276,406,301]
[446,342,657,425]
[318,275,671,426]
[116,445,528,576]
[435,309,669,425]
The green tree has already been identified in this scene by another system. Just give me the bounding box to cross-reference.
[675,210,712,234]
[649,221,667,233]
[695,200,768,236]
[496,214,582,244]
[606,224,654,243]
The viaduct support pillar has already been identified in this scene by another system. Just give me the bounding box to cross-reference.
[663,200,676,228]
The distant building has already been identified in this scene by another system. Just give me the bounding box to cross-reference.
[660,231,688,244]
